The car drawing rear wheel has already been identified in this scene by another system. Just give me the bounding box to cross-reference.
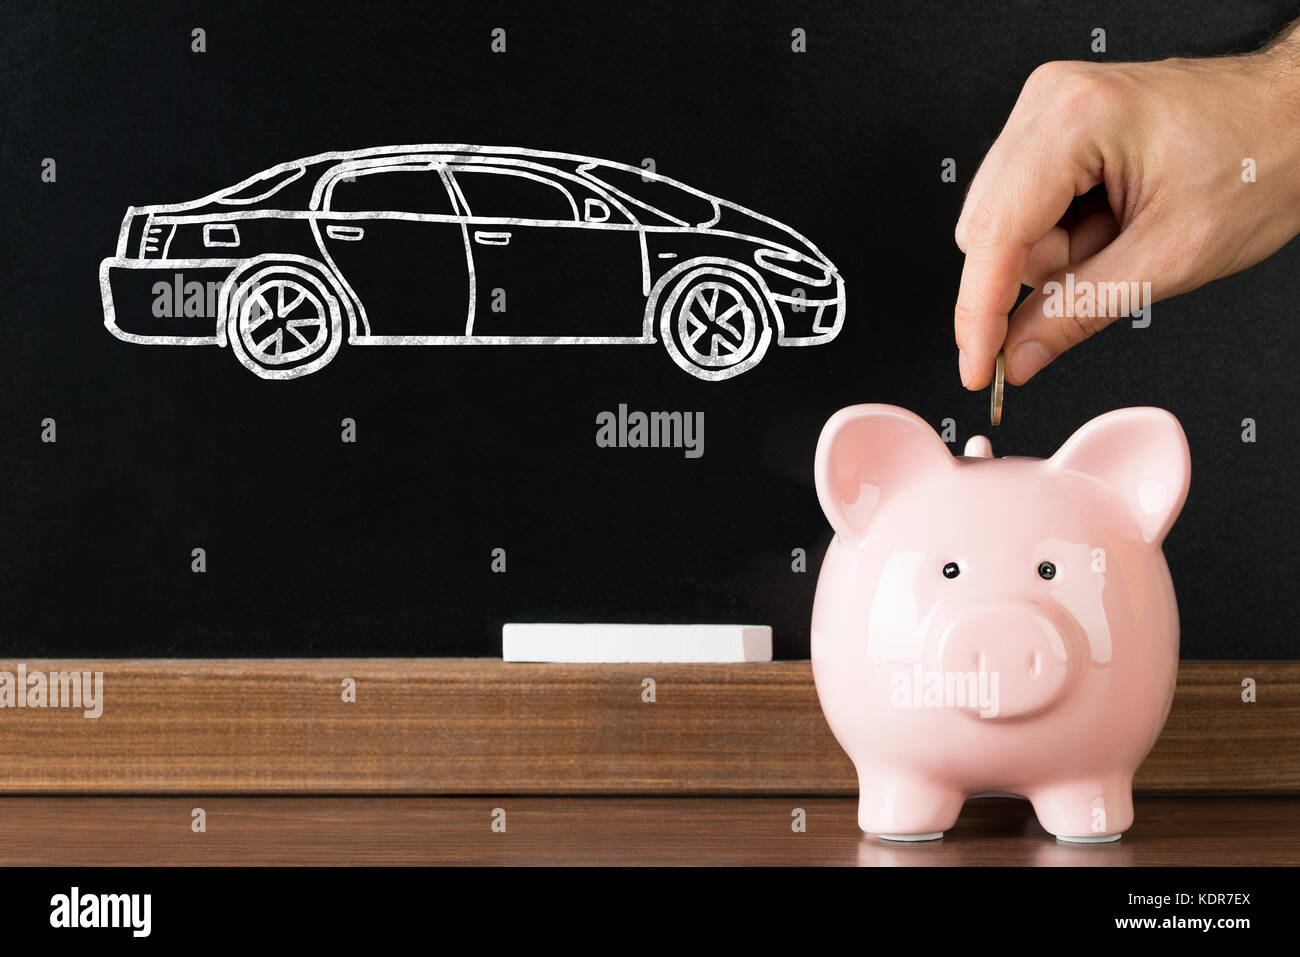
[227,264,343,380]
[658,265,771,381]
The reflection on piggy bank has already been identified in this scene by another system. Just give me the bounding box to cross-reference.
[811,404,1190,842]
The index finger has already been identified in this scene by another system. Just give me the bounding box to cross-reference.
[954,136,1093,389]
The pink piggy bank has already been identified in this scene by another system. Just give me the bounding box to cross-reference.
[811,404,1190,842]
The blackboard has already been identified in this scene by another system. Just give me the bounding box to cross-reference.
[2,0,1296,658]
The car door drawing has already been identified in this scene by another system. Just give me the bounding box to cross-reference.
[314,160,472,341]
[448,164,647,342]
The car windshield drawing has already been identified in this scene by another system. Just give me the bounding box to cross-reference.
[99,146,846,380]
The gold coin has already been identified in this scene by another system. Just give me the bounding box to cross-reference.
[990,350,1005,427]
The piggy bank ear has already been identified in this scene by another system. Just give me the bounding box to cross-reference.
[1050,407,1190,544]
[815,404,953,545]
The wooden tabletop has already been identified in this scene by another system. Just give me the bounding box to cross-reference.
[0,795,1293,866]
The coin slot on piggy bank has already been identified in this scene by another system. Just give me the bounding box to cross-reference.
[810,404,1190,843]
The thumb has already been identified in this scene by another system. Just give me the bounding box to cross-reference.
[1002,225,1162,384]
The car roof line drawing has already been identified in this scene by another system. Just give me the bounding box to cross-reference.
[102,144,846,382]
[117,144,822,259]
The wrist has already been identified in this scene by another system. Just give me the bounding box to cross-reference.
[1245,26,1300,230]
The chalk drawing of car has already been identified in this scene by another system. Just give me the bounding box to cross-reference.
[99,146,845,381]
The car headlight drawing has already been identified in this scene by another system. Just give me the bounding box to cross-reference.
[753,247,835,286]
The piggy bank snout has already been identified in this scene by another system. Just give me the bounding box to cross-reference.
[935,603,1074,720]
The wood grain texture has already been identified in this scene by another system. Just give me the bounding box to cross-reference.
[0,796,1294,866]
[0,659,1293,794]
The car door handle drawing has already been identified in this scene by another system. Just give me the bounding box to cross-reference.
[326,224,365,241]
[473,230,512,246]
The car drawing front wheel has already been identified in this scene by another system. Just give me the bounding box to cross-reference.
[226,263,344,380]
[656,264,772,381]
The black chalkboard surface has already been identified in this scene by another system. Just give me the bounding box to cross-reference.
[1,0,1296,658]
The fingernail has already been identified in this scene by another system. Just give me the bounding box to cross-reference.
[958,349,971,388]
[1008,340,1052,384]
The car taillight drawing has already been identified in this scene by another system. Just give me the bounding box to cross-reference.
[99,145,846,381]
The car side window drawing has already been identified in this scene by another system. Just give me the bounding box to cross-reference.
[577,163,719,227]
[450,166,578,222]
[326,165,456,215]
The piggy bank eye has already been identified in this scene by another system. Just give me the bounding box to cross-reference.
[1037,561,1057,580]
[942,562,961,579]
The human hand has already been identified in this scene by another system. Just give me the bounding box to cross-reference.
[954,25,1300,389]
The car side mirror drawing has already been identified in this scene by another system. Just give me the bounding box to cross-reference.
[584,198,611,223]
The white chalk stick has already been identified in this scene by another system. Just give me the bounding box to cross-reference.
[502,623,773,663]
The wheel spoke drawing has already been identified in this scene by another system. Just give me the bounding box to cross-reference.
[678,282,754,366]
[277,285,305,317]
[245,293,273,332]
[238,278,328,365]
[285,318,322,349]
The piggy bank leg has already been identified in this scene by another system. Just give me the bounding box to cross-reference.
[1028,776,1134,842]
[857,769,965,841]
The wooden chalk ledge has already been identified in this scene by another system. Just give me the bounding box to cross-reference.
[0,659,1293,795]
